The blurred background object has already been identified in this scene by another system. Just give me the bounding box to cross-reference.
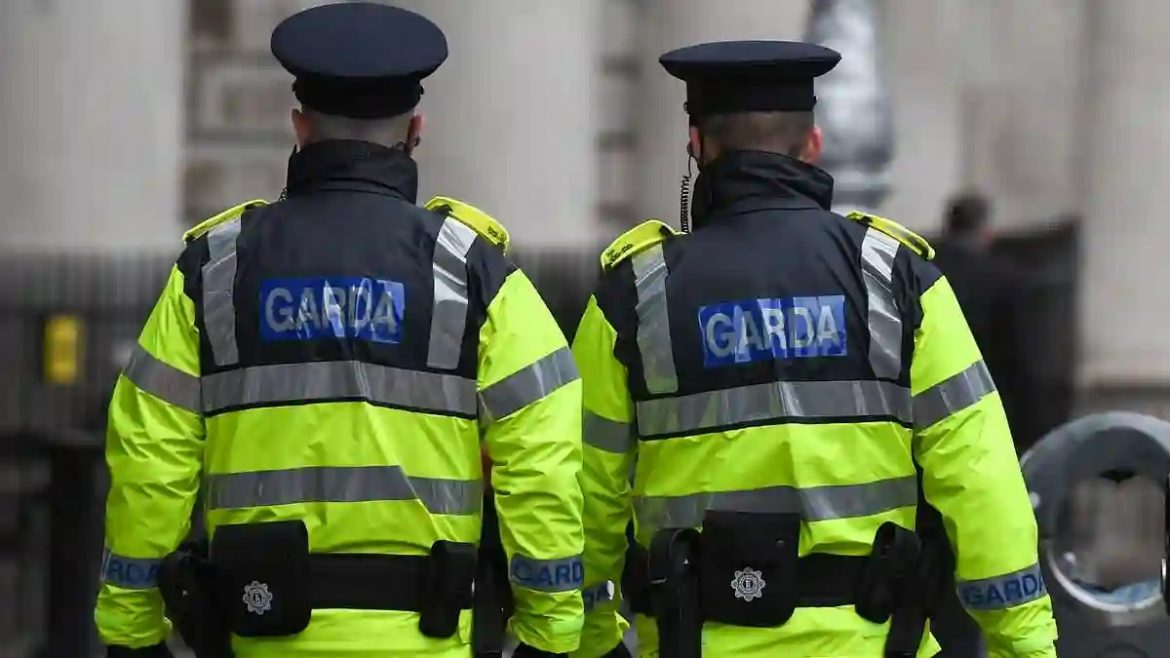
[1023,413,1169,658]
[2,0,1170,655]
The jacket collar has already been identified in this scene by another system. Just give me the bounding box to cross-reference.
[284,140,419,202]
[690,150,835,229]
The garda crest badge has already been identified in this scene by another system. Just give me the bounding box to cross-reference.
[242,580,274,615]
[730,567,766,602]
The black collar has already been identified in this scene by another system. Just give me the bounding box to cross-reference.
[284,140,419,202]
[690,150,835,229]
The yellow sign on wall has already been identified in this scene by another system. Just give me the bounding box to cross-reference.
[44,314,82,385]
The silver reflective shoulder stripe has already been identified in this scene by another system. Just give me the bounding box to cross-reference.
[200,361,477,417]
[632,243,678,394]
[123,345,201,414]
[101,548,161,589]
[635,378,912,437]
[584,411,634,453]
[634,475,918,535]
[203,218,243,367]
[913,360,996,430]
[479,346,579,422]
[956,562,1046,611]
[428,217,479,370]
[860,228,902,379]
[206,466,481,515]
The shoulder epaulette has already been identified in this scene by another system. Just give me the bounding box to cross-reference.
[600,219,680,271]
[847,211,935,260]
[425,196,510,252]
[183,199,268,243]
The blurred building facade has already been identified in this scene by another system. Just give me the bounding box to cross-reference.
[2,0,1166,411]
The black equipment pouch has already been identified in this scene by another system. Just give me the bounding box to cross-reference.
[884,534,943,658]
[622,540,652,616]
[648,528,702,658]
[210,520,312,637]
[158,542,234,658]
[473,494,512,657]
[698,511,801,627]
[855,521,921,624]
[419,540,477,638]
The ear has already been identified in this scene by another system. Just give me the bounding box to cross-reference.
[801,125,824,164]
[291,108,312,148]
[405,113,425,155]
[688,125,702,162]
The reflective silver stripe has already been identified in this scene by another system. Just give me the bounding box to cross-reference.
[636,378,912,437]
[123,345,201,414]
[584,411,634,453]
[509,554,585,592]
[861,228,902,379]
[427,217,478,370]
[913,360,996,430]
[632,243,678,394]
[479,347,579,421]
[101,549,161,589]
[635,475,918,533]
[957,563,1046,611]
[203,218,243,367]
[200,361,477,417]
[206,466,481,514]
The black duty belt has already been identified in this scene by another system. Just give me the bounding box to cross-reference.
[207,520,477,639]
[626,551,868,616]
[308,553,473,611]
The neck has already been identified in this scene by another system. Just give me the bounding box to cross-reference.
[285,139,419,202]
[689,150,835,229]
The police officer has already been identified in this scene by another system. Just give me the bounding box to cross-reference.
[571,41,1058,657]
[95,4,584,657]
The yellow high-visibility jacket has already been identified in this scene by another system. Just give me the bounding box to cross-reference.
[95,146,585,657]
[571,154,1057,658]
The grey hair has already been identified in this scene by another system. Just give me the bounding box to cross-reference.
[302,108,414,149]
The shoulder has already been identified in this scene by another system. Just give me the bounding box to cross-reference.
[182,199,269,244]
[599,219,680,272]
[424,196,517,308]
[174,199,268,294]
[846,211,943,297]
[424,195,510,252]
[845,210,935,261]
[590,219,680,330]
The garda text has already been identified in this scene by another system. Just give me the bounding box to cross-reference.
[698,295,847,367]
[261,276,405,343]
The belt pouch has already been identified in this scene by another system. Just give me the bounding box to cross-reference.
[419,540,477,638]
[648,528,701,658]
[855,521,921,624]
[698,510,800,627]
[210,520,311,637]
[622,541,652,615]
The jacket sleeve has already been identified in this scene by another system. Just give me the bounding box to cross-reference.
[570,295,635,658]
[910,275,1058,658]
[478,268,585,654]
[95,264,205,648]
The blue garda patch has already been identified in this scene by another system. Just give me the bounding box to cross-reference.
[698,295,847,367]
[260,276,405,343]
[510,554,585,593]
[959,567,1047,611]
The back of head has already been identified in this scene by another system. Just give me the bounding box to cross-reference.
[298,107,415,150]
[697,110,815,159]
[944,193,991,239]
